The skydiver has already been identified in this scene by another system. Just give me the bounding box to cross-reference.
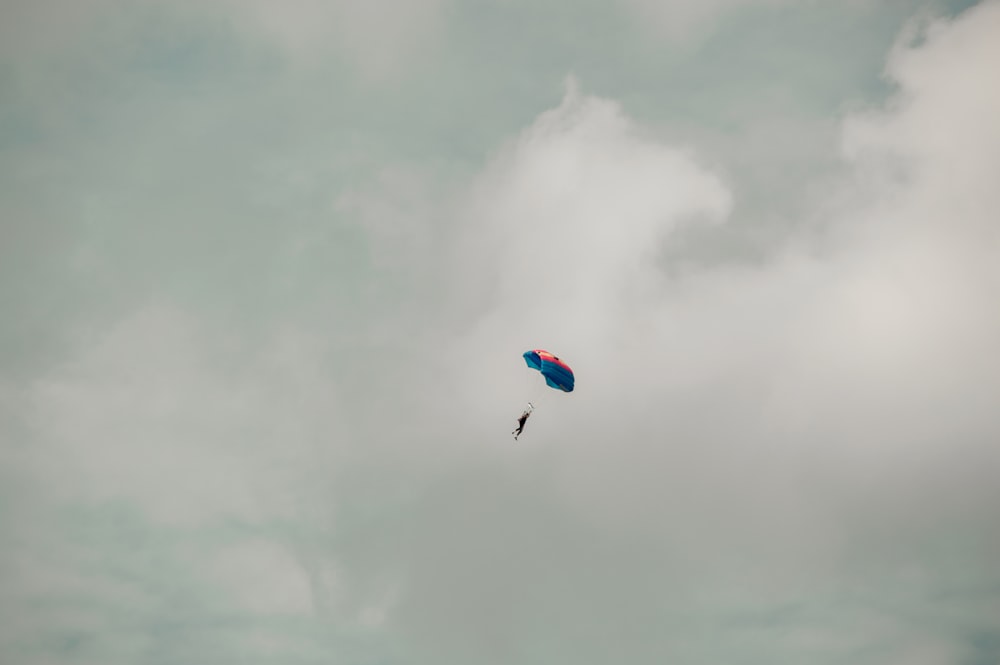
[513,404,533,440]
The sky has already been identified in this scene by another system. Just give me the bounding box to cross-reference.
[1,0,999,663]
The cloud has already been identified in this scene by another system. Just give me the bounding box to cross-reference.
[208,539,315,615]
[620,0,803,43]
[0,0,447,81]
[0,0,119,58]
[344,4,1000,662]
[3,2,1000,664]
[0,303,368,661]
[214,0,449,79]
[429,1,1000,524]
[19,304,345,527]
[449,77,732,357]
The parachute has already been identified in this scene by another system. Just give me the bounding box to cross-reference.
[522,349,575,392]
[513,349,573,440]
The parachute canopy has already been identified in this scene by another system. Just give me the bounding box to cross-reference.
[523,349,575,392]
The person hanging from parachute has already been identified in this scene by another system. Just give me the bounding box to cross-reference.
[513,349,574,440]
[513,403,533,440]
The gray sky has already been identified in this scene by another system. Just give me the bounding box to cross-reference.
[2,1,999,664]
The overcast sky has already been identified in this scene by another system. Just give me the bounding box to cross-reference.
[2,1,999,664]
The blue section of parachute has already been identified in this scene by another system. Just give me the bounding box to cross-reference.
[523,350,543,371]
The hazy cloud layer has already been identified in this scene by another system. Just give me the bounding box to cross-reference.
[1,0,448,78]
[622,0,798,42]
[2,1,999,664]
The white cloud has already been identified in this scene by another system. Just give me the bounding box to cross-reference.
[0,0,119,58]
[215,0,448,78]
[367,4,1000,661]
[620,0,804,43]
[1,0,447,80]
[440,2,1000,507]
[447,77,732,399]
[336,166,440,272]
[208,539,314,615]
[4,2,1000,663]
[22,304,345,528]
